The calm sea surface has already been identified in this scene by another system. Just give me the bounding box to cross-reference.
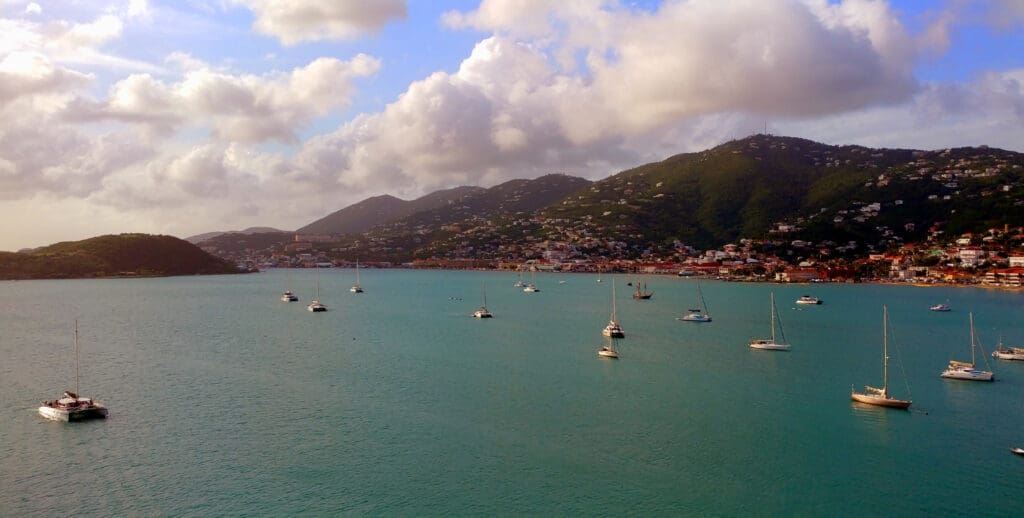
[2,270,1023,515]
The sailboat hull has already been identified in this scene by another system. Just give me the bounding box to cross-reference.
[749,340,789,351]
[38,404,108,422]
[940,369,993,381]
[598,347,619,358]
[850,392,911,409]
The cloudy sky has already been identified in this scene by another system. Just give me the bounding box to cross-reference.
[1,0,1022,251]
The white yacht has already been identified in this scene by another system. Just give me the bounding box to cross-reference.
[750,292,790,350]
[679,280,711,322]
[930,302,951,312]
[473,283,493,318]
[796,295,822,305]
[598,337,620,359]
[941,313,993,381]
[513,272,526,287]
[38,321,108,422]
[523,271,540,292]
[350,260,364,293]
[280,290,298,302]
[992,341,1024,361]
[851,306,912,409]
[602,280,625,338]
[308,266,328,312]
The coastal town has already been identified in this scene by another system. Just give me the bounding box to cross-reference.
[209,225,1024,289]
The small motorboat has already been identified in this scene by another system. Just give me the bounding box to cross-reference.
[930,303,951,312]
[1011,447,1024,456]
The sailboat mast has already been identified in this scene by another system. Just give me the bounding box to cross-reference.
[969,312,976,366]
[611,279,617,320]
[882,305,889,393]
[482,283,487,306]
[74,319,80,396]
[770,292,776,342]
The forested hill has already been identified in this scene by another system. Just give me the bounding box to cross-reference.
[0,234,242,280]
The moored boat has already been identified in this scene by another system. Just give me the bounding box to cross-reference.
[750,292,789,351]
[940,313,993,381]
[851,306,912,409]
[602,280,625,338]
[992,342,1024,361]
[796,295,822,305]
[38,321,109,422]
[930,303,951,312]
[678,280,711,322]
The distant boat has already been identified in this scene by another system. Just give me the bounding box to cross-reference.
[281,270,299,301]
[1012,447,1024,457]
[602,279,625,338]
[796,294,822,305]
[38,320,109,422]
[598,337,620,359]
[308,265,328,312]
[678,280,711,322]
[851,305,912,409]
[350,259,364,293]
[677,269,696,277]
[930,302,951,312]
[513,272,526,287]
[992,339,1024,361]
[473,283,493,318]
[523,270,540,293]
[632,278,653,299]
[750,292,790,351]
[940,312,993,381]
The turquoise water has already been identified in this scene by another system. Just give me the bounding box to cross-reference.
[2,270,1023,515]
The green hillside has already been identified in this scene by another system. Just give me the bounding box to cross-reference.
[297,186,486,235]
[0,234,242,280]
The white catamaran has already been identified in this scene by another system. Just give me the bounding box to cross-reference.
[38,320,109,422]
[851,305,912,409]
[750,292,790,350]
[940,312,993,381]
[679,280,711,322]
[473,283,493,318]
[308,265,328,312]
[602,279,625,338]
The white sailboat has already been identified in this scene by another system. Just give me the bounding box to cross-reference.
[941,312,993,381]
[473,283,493,318]
[280,269,299,301]
[851,305,912,409]
[678,280,711,322]
[350,259,364,293]
[513,272,525,287]
[308,265,328,312]
[602,279,625,338]
[598,336,620,359]
[523,270,540,292]
[38,320,109,422]
[991,336,1024,361]
[749,292,789,350]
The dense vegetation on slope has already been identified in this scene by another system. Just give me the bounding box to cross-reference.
[297,186,486,235]
[0,234,241,280]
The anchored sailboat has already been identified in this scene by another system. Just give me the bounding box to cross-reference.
[851,305,912,409]
[632,278,652,299]
[307,265,328,312]
[679,280,711,322]
[941,312,993,381]
[350,259,364,293]
[473,283,493,318]
[38,320,109,422]
[749,292,789,350]
[602,279,625,338]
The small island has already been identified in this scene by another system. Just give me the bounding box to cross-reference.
[0,234,243,280]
